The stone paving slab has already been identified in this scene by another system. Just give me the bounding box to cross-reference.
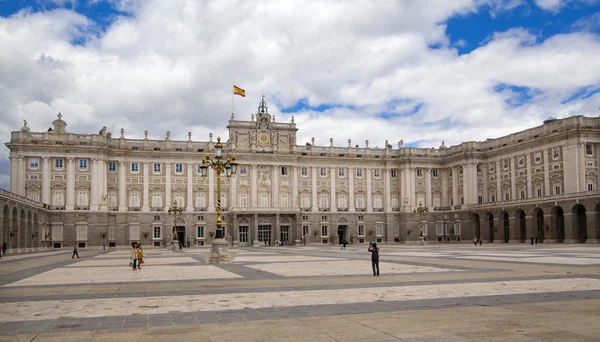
[4,265,242,287]
[245,260,462,276]
[233,255,339,263]
[66,257,199,267]
[453,255,600,265]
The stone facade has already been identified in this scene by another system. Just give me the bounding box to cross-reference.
[4,98,600,248]
[0,188,51,252]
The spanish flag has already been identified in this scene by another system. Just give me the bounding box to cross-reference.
[233,85,246,97]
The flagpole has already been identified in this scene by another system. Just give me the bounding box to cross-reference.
[231,92,234,116]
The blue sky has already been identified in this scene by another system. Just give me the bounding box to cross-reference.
[0,0,599,190]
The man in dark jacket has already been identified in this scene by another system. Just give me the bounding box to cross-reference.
[368,241,380,276]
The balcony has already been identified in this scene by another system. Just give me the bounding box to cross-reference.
[195,207,207,212]
[129,207,141,211]
[318,207,330,212]
[374,208,384,212]
[108,206,118,211]
[392,208,400,211]
[356,208,366,212]
[49,205,65,210]
[75,206,89,210]
[151,207,162,211]
[300,207,312,212]
[433,207,451,211]
[337,208,349,212]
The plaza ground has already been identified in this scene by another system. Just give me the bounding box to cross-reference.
[0,243,599,341]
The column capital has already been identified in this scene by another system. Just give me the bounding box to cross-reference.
[67,157,74,161]
[42,156,50,161]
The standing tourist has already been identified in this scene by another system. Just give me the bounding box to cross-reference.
[368,241,380,276]
[130,245,138,270]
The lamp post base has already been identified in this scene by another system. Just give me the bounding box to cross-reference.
[416,236,426,246]
[171,240,180,251]
[208,238,236,264]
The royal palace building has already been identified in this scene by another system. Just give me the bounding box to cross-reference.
[2,96,600,250]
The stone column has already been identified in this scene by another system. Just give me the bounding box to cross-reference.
[272,165,279,207]
[482,164,488,204]
[99,160,107,211]
[511,158,516,201]
[251,165,258,207]
[496,160,502,201]
[165,162,172,210]
[311,167,318,211]
[66,157,75,210]
[186,164,194,212]
[292,166,298,208]
[17,157,25,197]
[9,155,17,193]
[42,157,50,205]
[90,159,98,210]
[232,213,239,246]
[330,167,336,212]
[425,168,432,208]
[366,168,372,212]
[578,141,586,192]
[275,213,280,243]
[399,167,407,211]
[451,166,458,208]
[230,171,237,208]
[118,161,127,211]
[349,167,355,212]
[543,150,550,197]
[384,168,391,211]
[410,168,416,208]
[208,167,215,212]
[462,165,469,206]
[253,213,259,246]
[142,162,150,211]
[526,154,532,198]
[441,169,448,207]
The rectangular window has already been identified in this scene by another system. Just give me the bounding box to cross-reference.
[358,215,364,221]
[356,168,363,177]
[301,167,308,176]
[375,224,383,236]
[153,226,161,239]
[436,224,443,236]
[520,190,525,199]
[321,216,327,221]
[358,225,365,236]
[478,196,483,204]
[260,194,269,207]
[374,169,380,178]
[108,162,116,172]
[321,225,328,237]
[280,194,289,207]
[131,163,139,172]
[503,159,509,169]
[338,168,345,177]
[302,225,309,237]
[491,194,495,202]
[416,169,423,177]
[197,226,204,238]
[588,183,593,191]
[586,161,594,167]
[175,164,183,174]
[239,194,248,207]
[518,157,524,166]
[153,163,161,173]
[422,222,428,236]
[553,147,560,159]
[454,223,461,236]
[555,185,561,195]
[432,169,439,177]
[29,158,39,169]
[535,152,541,163]
[537,188,543,197]
[476,164,481,173]
[391,170,397,178]
[302,215,308,221]
[320,168,327,176]
[281,166,288,176]
[586,144,593,155]
[79,159,87,169]
[239,226,248,243]
[239,166,247,175]
[55,159,63,169]
[505,193,510,201]
[489,162,494,172]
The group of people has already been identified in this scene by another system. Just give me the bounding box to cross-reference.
[130,244,144,270]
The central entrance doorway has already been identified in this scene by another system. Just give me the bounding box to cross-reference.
[176,226,186,245]
[337,225,348,244]
[280,225,290,244]
[258,225,271,245]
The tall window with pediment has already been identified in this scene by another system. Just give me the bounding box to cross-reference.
[319,194,328,209]
[337,194,347,209]
[52,189,65,206]
[174,193,184,208]
[280,193,289,207]
[107,191,117,207]
[260,193,269,207]
[301,193,310,209]
[391,195,398,209]
[27,189,40,202]
[220,193,228,209]
[433,194,441,207]
[355,194,365,209]
[373,194,383,209]
[239,193,248,207]
[416,193,425,206]
[196,192,206,208]
[151,193,162,208]
[77,189,89,206]
[129,191,140,208]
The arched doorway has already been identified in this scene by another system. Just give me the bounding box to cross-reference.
[11,208,17,250]
[26,211,32,249]
[33,213,39,249]
[515,209,526,242]
[551,206,565,242]
[572,204,587,243]
[532,208,545,242]
[472,213,480,240]
[488,213,495,243]
[502,212,509,243]
[175,217,187,245]
[337,217,349,245]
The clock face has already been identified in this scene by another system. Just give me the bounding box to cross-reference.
[258,133,270,144]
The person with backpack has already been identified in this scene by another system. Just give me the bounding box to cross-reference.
[368,241,380,276]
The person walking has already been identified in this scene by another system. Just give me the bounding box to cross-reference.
[102,240,106,250]
[368,241,380,276]
[72,244,80,259]
[130,245,138,270]
[2,242,6,256]
[473,236,478,246]
[136,245,144,270]
[0,244,3,259]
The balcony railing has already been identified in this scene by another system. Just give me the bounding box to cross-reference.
[195,207,207,212]
[49,205,65,210]
[151,207,162,211]
[356,208,366,212]
[300,207,312,212]
[108,206,118,211]
[392,208,400,211]
[374,208,384,212]
[433,207,451,211]
[75,206,89,210]
[129,207,141,211]
[337,208,349,212]
[318,207,330,212]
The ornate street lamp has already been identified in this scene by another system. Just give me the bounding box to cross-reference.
[199,137,237,240]
[168,200,184,247]
[413,201,428,245]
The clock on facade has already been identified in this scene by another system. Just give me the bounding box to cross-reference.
[258,133,270,144]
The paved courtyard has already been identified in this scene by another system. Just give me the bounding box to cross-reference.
[0,243,599,341]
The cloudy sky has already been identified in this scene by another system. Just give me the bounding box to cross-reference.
[1,0,600,190]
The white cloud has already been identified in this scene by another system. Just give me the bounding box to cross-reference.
[534,0,600,12]
[1,0,600,189]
